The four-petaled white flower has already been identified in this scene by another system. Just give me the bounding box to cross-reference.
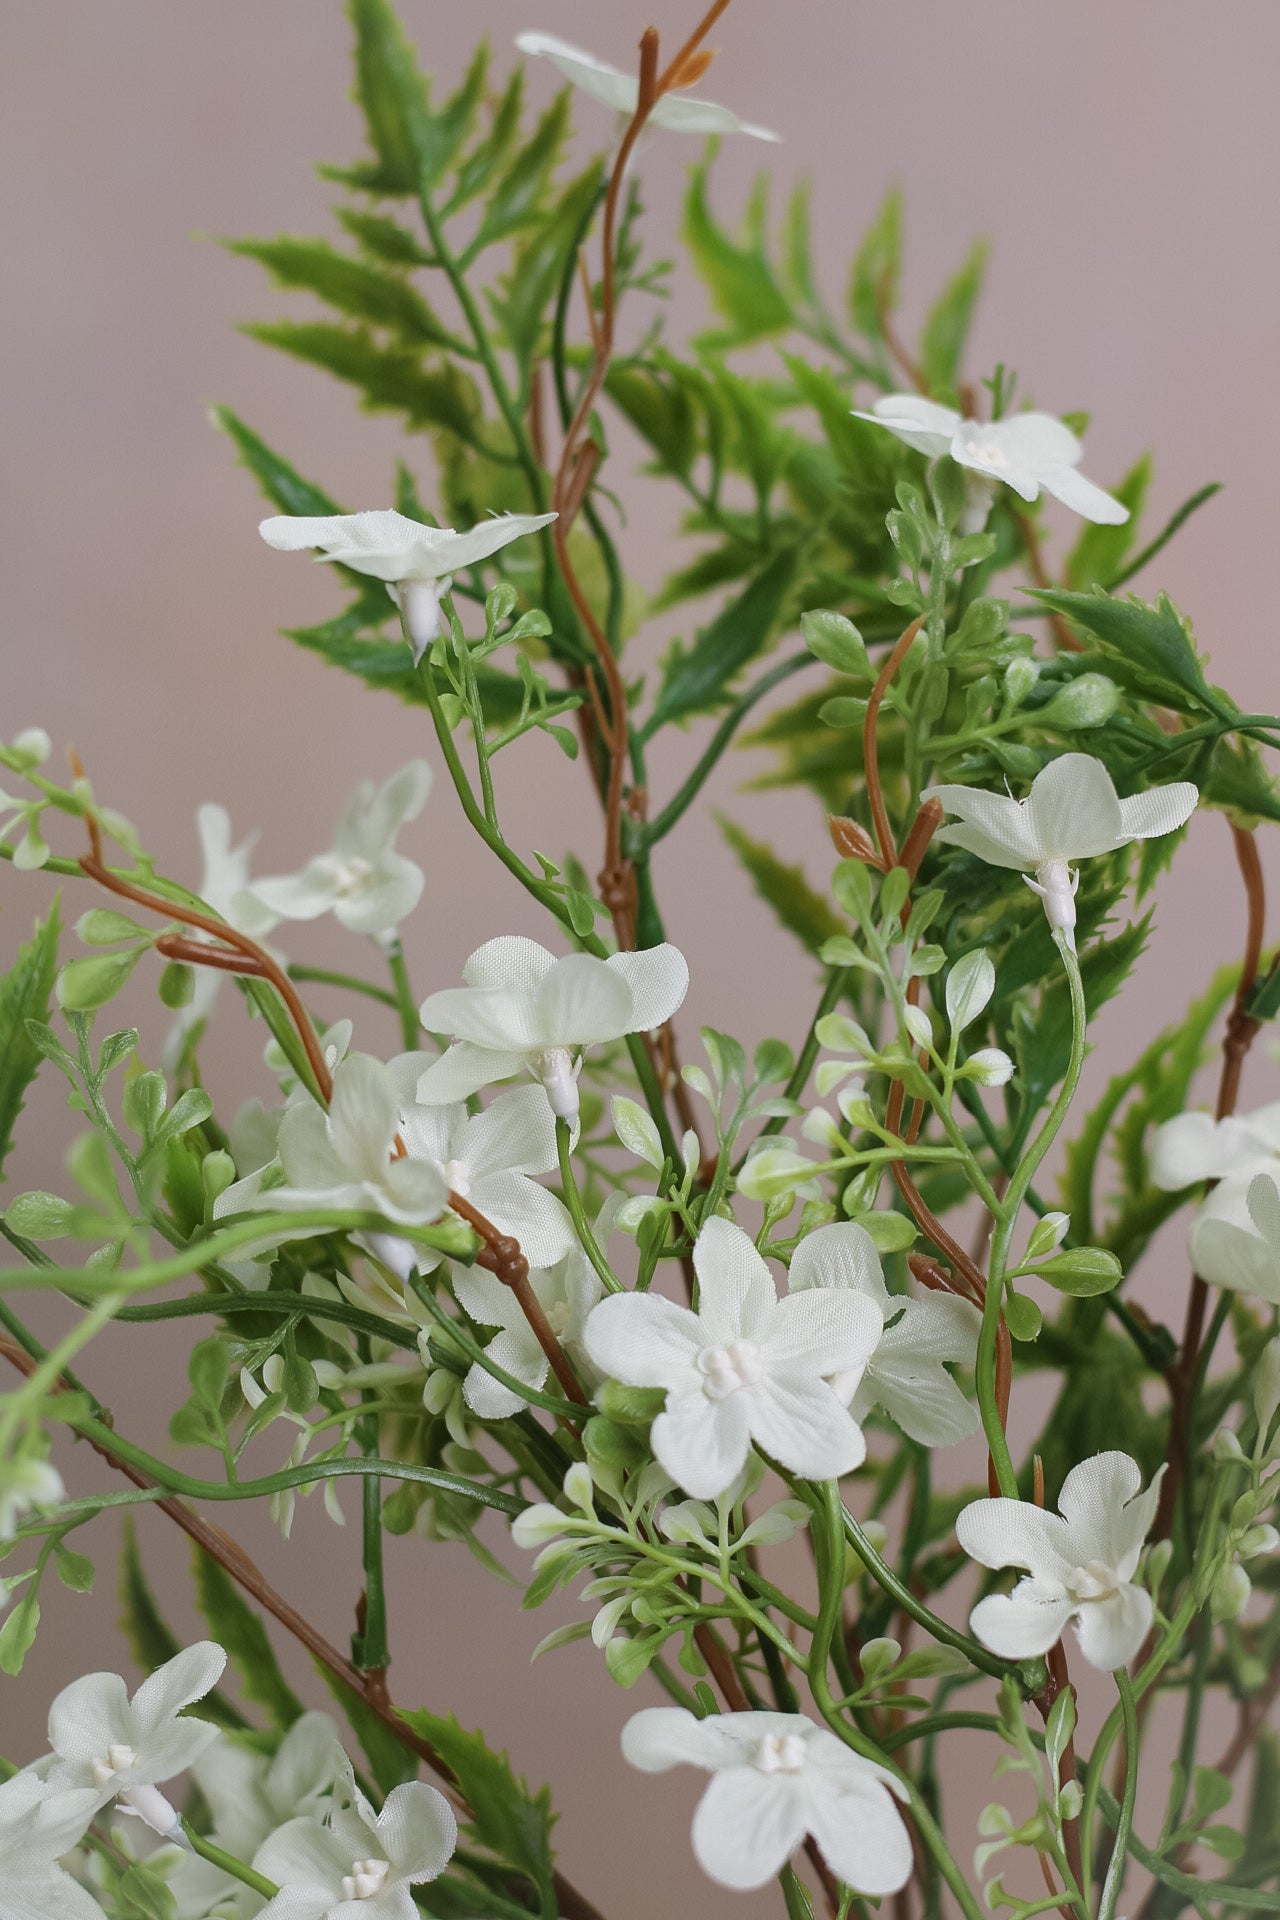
[258,510,556,663]
[0,1771,105,1920]
[253,1777,457,1920]
[242,762,430,943]
[1188,1173,1280,1307]
[956,1451,1163,1671]
[387,1065,574,1274]
[451,1240,604,1419]
[583,1215,883,1499]
[417,935,690,1125]
[787,1222,981,1447]
[622,1707,912,1895]
[515,32,779,142]
[924,752,1198,942]
[164,802,281,1067]
[0,1453,65,1540]
[40,1641,227,1837]
[1152,1100,1280,1293]
[852,395,1128,525]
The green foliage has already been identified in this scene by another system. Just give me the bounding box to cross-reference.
[399,1708,556,1904]
[0,903,59,1178]
[193,1547,305,1729]
[718,818,843,956]
[683,154,792,345]
[650,548,799,727]
[920,241,988,394]
[314,1663,417,1794]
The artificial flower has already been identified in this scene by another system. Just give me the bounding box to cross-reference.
[924,752,1198,940]
[515,31,779,141]
[41,1641,227,1837]
[0,1771,105,1920]
[258,510,556,663]
[416,934,689,1124]
[583,1215,883,1499]
[387,1067,574,1272]
[956,1451,1163,1671]
[1188,1173,1280,1307]
[852,395,1128,525]
[451,1239,603,1419]
[787,1222,981,1446]
[242,762,430,942]
[621,1707,912,1894]
[253,1777,456,1920]
[1151,1099,1280,1290]
[164,802,281,1067]
[0,1452,65,1539]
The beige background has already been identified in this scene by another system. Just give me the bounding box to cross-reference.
[3,4,1280,1915]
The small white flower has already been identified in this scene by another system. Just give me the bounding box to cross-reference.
[0,1453,65,1539]
[259,509,556,663]
[924,753,1198,941]
[0,1771,105,1920]
[242,762,430,942]
[40,1641,227,1837]
[853,394,1128,525]
[621,1707,911,1894]
[253,1776,456,1920]
[515,32,779,142]
[584,1215,882,1499]
[452,1240,603,1419]
[165,802,281,1066]
[787,1222,981,1447]
[1152,1100,1280,1291]
[956,1451,1164,1671]
[1189,1173,1280,1307]
[416,934,689,1126]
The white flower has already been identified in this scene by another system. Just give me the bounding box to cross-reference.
[386,1068,574,1274]
[956,1451,1163,1671]
[0,1453,65,1539]
[787,1223,981,1447]
[0,1771,105,1920]
[924,752,1198,941]
[1189,1173,1280,1307]
[621,1707,911,1894]
[451,1239,603,1419]
[165,802,281,1066]
[1152,1099,1280,1291]
[41,1641,227,1837]
[515,32,779,142]
[583,1215,882,1499]
[253,1777,456,1920]
[852,394,1128,525]
[242,762,430,942]
[417,934,689,1125]
[259,509,556,663]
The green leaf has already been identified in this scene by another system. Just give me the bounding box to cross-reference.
[1035,1245,1123,1298]
[227,237,456,348]
[314,1663,417,1793]
[399,1709,556,1900]
[652,547,797,726]
[848,186,902,339]
[120,1519,183,1672]
[193,1548,304,1729]
[1064,455,1151,589]
[719,818,843,956]
[54,1542,95,1593]
[56,947,145,1012]
[468,93,571,255]
[0,904,60,1177]
[611,1095,663,1171]
[683,153,791,344]
[211,406,341,518]
[242,323,483,442]
[0,1593,39,1675]
[415,42,489,194]
[343,0,431,194]
[919,241,988,394]
[117,1864,176,1920]
[489,161,604,367]
[800,609,868,678]
[336,206,432,267]
[1029,587,1229,719]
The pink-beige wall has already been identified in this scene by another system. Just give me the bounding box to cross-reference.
[2,5,1278,1915]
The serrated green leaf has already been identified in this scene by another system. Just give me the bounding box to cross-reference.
[683,153,790,343]
[0,905,60,1178]
[489,161,603,367]
[227,236,456,347]
[848,186,901,339]
[343,0,432,194]
[719,818,843,956]
[1030,587,1229,719]
[652,547,797,726]
[919,241,987,394]
[211,405,342,519]
[336,206,432,266]
[314,1662,417,1793]
[468,93,570,255]
[242,323,483,441]
[193,1548,304,1729]
[400,1708,556,1897]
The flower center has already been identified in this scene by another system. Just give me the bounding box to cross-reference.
[544,1298,572,1338]
[333,855,374,899]
[1065,1559,1120,1605]
[341,1858,392,1902]
[754,1732,807,1774]
[90,1743,138,1786]
[1031,857,1078,934]
[959,432,1008,469]
[443,1158,471,1198]
[696,1339,764,1400]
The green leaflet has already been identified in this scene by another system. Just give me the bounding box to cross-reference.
[193,1548,304,1730]
[119,1523,248,1731]
[241,323,484,442]
[210,405,342,518]
[919,240,988,396]
[488,160,604,368]
[718,817,843,957]
[683,153,791,345]
[340,0,433,194]
[0,902,59,1179]
[225,236,457,349]
[648,547,798,729]
[467,93,571,257]
[399,1708,557,1907]
[847,185,902,341]
[1064,455,1152,590]
[1030,586,1232,719]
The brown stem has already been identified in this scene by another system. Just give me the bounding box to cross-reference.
[1015,511,1082,656]
[0,1336,607,1920]
[863,619,924,866]
[446,1191,589,1407]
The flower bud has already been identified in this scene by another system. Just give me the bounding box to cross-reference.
[10,727,52,767]
[1211,1560,1252,1623]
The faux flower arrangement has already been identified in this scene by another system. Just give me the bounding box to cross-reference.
[2,5,1278,1919]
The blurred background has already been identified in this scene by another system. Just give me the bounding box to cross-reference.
[2,4,1279,1914]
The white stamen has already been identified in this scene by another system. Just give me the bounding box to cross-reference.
[754,1731,807,1773]
[1066,1559,1120,1604]
[696,1339,765,1401]
[341,1858,392,1901]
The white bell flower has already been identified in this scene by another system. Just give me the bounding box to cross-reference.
[852,394,1128,525]
[241,762,430,943]
[583,1215,883,1499]
[259,509,556,663]
[1189,1173,1280,1307]
[253,1777,456,1920]
[0,1771,105,1920]
[451,1240,604,1419]
[924,752,1198,941]
[416,934,690,1125]
[164,802,281,1067]
[956,1451,1163,1671]
[40,1641,227,1837]
[0,1453,65,1540]
[787,1222,981,1447]
[515,32,779,141]
[621,1707,911,1894]
[386,1067,574,1273]
[1152,1100,1280,1290]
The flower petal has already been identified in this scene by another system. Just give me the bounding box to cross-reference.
[860,1356,979,1447]
[514,32,638,111]
[1190,1214,1280,1302]
[1072,1583,1152,1672]
[423,511,558,574]
[331,854,424,937]
[417,985,543,1051]
[1149,1111,1262,1190]
[48,1671,133,1762]
[254,1812,348,1894]
[651,1389,753,1499]
[764,1288,883,1378]
[130,1642,227,1735]
[326,1055,399,1182]
[746,1377,866,1481]
[692,1216,777,1344]
[985,411,1082,471]
[805,1769,914,1897]
[470,1170,574,1268]
[605,945,690,1032]
[690,1767,808,1889]
[788,1221,887,1309]
[969,1583,1076,1659]
[461,936,557,995]
[536,954,634,1047]
[1039,463,1129,525]
[1054,1451,1143,1567]
[1113,781,1199,846]
[335,761,430,863]
[415,1044,529,1106]
[853,394,959,458]
[955,1497,1076,1586]
[1027,754,1125,861]
[649,92,779,140]
[462,1083,559,1177]
[922,783,1041,870]
[376,1780,457,1881]
[583,1292,703,1388]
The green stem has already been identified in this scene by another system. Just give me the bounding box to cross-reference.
[354,1340,390,1673]
[752,967,854,1153]
[555,1119,620,1293]
[1097,1673,1139,1920]
[406,1272,590,1422]
[288,963,399,1012]
[642,653,817,838]
[180,1820,279,1900]
[384,939,420,1050]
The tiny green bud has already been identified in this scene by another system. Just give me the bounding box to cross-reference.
[1210,1560,1251,1624]
[1024,1212,1070,1261]
[201,1150,236,1212]
[158,960,196,1009]
[1002,657,1039,708]
[1040,672,1120,730]
[10,728,52,767]
[860,1636,900,1682]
